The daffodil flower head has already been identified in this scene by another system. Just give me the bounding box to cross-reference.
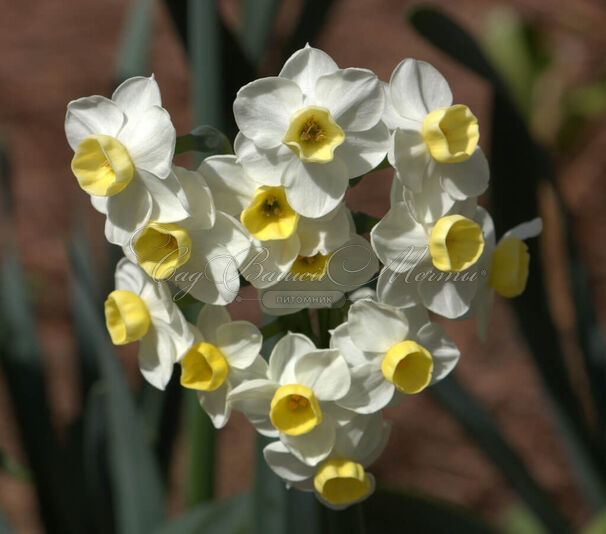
[104,258,193,390]
[65,76,190,246]
[232,45,390,218]
[179,305,267,428]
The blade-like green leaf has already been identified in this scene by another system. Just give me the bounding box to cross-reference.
[240,0,280,64]
[115,0,155,82]
[69,278,165,534]
[153,494,251,534]
[364,488,497,533]
[582,510,606,534]
[501,504,548,534]
[0,447,29,481]
[431,374,572,534]
[0,249,90,534]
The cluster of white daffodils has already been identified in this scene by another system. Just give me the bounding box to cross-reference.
[65,45,542,509]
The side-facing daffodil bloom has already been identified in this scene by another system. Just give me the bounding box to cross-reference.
[330,299,459,412]
[467,215,543,339]
[382,59,489,207]
[65,75,189,245]
[228,333,352,466]
[232,45,390,218]
[199,155,352,289]
[104,258,193,390]
[263,413,391,510]
[180,305,268,428]
[372,196,493,319]
[121,165,252,304]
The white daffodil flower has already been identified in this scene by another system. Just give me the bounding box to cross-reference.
[179,305,268,428]
[232,45,390,218]
[263,412,391,510]
[199,155,352,290]
[104,258,193,390]
[228,333,352,466]
[121,165,252,305]
[372,199,493,319]
[65,75,189,246]
[466,215,543,339]
[258,234,379,316]
[330,300,459,413]
[383,59,489,204]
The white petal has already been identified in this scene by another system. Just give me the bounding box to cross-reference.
[213,212,252,266]
[234,133,291,187]
[337,364,394,414]
[241,236,300,290]
[334,413,390,464]
[228,379,278,436]
[233,77,303,149]
[140,169,190,224]
[65,96,125,150]
[347,299,408,353]
[263,441,315,482]
[418,276,478,319]
[283,157,349,218]
[114,257,146,294]
[314,68,384,132]
[216,321,262,369]
[297,205,350,257]
[118,106,175,179]
[389,59,453,121]
[381,81,402,131]
[370,202,427,270]
[416,323,460,385]
[269,333,315,383]
[336,121,390,177]
[503,218,543,241]
[105,179,152,246]
[90,195,108,214]
[294,349,350,401]
[112,75,162,116]
[405,172,456,223]
[329,323,370,367]
[280,415,336,466]
[279,45,338,98]
[229,354,269,385]
[376,267,421,308]
[171,166,215,228]
[325,235,379,292]
[437,147,489,200]
[390,127,431,193]
[198,155,256,216]
[195,304,231,344]
[197,385,231,429]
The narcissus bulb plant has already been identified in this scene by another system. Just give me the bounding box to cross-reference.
[65,44,542,510]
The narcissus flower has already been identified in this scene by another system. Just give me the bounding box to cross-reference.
[229,333,352,465]
[372,198,492,318]
[122,165,252,305]
[330,300,459,412]
[263,413,391,510]
[65,75,189,245]
[383,59,489,205]
[200,155,352,289]
[468,215,542,339]
[104,258,193,390]
[180,305,268,428]
[232,45,390,218]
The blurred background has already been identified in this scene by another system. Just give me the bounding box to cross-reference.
[0,0,605,532]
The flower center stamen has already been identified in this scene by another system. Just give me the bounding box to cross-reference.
[381,340,434,394]
[180,342,230,391]
[422,104,479,163]
[269,384,322,436]
[429,214,484,273]
[241,186,299,241]
[104,289,150,345]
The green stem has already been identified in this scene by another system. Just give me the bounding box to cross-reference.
[184,391,215,507]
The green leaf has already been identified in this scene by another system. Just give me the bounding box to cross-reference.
[352,211,379,234]
[582,510,606,534]
[153,494,251,534]
[184,392,216,507]
[364,488,496,533]
[431,374,572,534]
[69,278,165,534]
[501,504,548,534]
[0,447,29,481]
[174,126,232,157]
[240,0,280,64]
[0,249,90,534]
[115,0,155,82]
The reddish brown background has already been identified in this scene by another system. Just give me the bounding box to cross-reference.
[0,0,605,532]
